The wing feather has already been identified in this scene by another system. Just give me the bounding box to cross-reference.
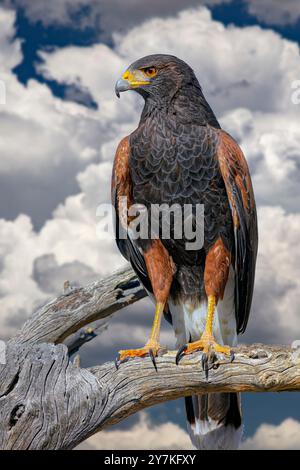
[111,136,153,293]
[217,130,258,333]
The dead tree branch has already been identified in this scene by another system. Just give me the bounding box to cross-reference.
[1,266,299,449]
[15,265,146,345]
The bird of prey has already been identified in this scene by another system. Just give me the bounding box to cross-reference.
[112,54,258,449]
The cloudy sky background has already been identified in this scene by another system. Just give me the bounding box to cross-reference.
[1,0,300,449]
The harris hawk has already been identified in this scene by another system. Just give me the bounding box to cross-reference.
[112,54,258,450]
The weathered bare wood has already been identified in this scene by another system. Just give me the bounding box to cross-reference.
[0,341,104,450]
[15,265,146,345]
[1,341,299,449]
[1,265,300,449]
[91,343,300,430]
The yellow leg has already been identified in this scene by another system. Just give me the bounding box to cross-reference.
[176,295,231,364]
[118,302,164,363]
[204,295,215,337]
[149,301,164,342]
[197,295,231,354]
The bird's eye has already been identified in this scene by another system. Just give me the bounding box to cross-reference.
[142,66,157,78]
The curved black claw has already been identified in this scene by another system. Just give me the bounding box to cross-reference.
[201,351,217,379]
[230,350,235,363]
[149,349,158,372]
[201,353,210,380]
[201,353,208,372]
[115,354,120,370]
[176,344,187,365]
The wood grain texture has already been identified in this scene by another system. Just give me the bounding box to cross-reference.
[15,265,146,345]
[1,265,300,449]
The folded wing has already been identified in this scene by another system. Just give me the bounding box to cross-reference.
[217,130,258,333]
[111,136,153,293]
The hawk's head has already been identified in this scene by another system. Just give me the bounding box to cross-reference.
[115,54,198,102]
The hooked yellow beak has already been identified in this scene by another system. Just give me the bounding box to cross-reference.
[115,69,150,97]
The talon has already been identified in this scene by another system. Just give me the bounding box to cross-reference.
[201,353,207,371]
[149,348,157,371]
[208,349,216,364]
[202,353,211,379]
[117,341,161,365]
[230,350,235,363]
[115,355,120,370]
[202,351,217,379]
[176,344,187,365]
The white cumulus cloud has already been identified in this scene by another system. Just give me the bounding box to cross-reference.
[242,418,300,449]
[76,412,193,450]
[5,1,300,30]
[3,0,230,35]
[247,0,300,26]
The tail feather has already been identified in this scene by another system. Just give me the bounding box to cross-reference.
[169,268,242,450]
[185,393,243,450]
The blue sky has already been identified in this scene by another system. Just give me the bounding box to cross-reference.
[14,8,99,108]
[1,0,300,450]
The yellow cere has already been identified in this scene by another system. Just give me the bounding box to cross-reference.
[122,70,130,80]
[121,69,150,87]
